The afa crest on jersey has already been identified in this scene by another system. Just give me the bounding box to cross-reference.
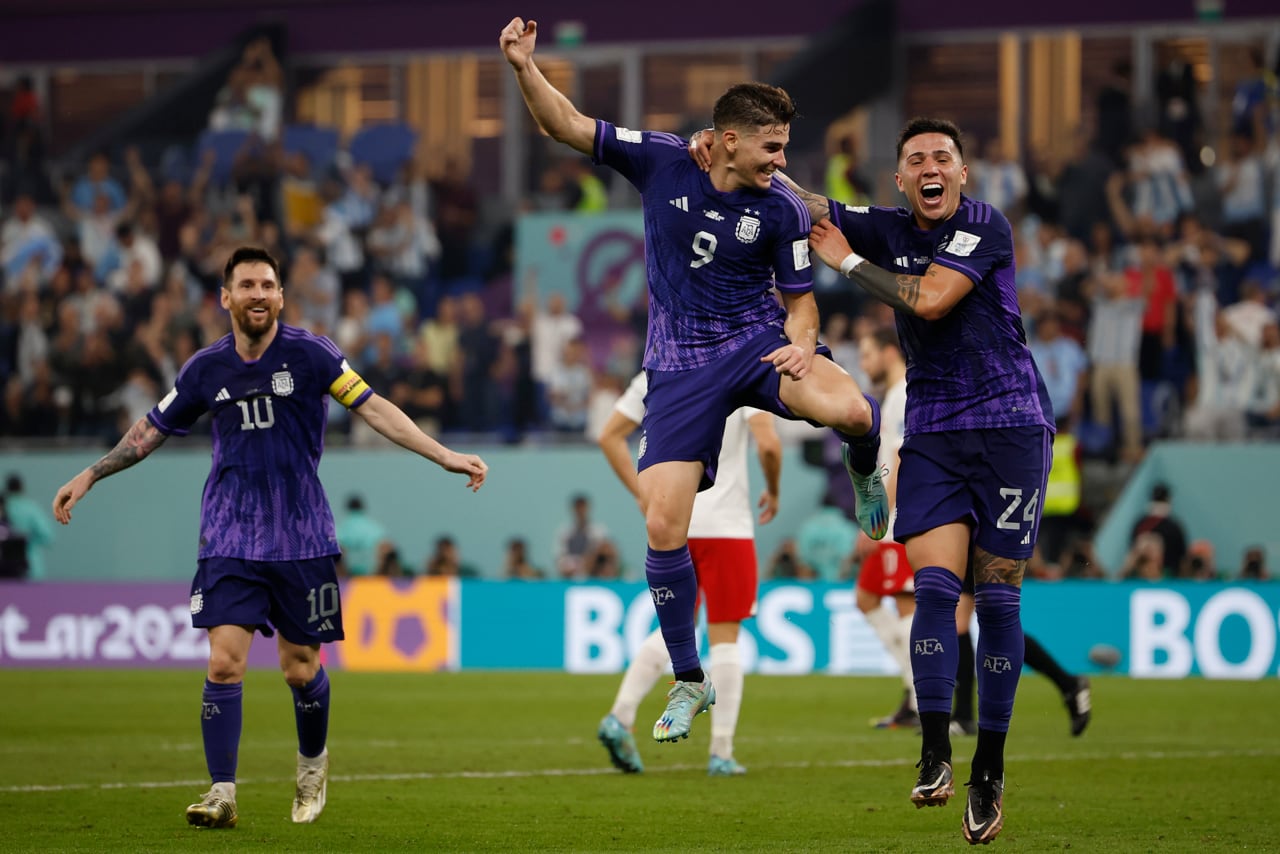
[272,370,294,396]
[735,215,761,244]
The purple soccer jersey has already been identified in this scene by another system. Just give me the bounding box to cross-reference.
[147,324,374,561]
[593,120,814,371]
[829,194,1054,436]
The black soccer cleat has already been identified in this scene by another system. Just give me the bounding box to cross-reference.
[1064,676,1091,737]
[962,772,1004,845]
[910,754,954,808]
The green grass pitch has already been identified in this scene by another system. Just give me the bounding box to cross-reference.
[3,670,1278,852]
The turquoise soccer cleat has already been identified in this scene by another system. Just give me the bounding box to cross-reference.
[707,755,747,776]
[843,446,890,540]
[597,714,644,773]
[652,678,716,742]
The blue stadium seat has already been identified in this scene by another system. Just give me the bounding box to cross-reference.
[195,128,252,186]
[282,124,340,177]
[348,122,417,185]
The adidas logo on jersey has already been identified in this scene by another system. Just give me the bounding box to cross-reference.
[316,619,335,632]
[669,196,688,211]
[894,256,909,268]
[214,388,231,402]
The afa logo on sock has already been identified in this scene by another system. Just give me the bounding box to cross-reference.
[650,586,675,606]
[914,638,944,655]
[983,655,1012,673]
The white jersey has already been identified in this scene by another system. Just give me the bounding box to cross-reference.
[879,377,907,542]
[614,372,763,540]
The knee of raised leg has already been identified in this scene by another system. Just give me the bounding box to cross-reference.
[644,514,681,549]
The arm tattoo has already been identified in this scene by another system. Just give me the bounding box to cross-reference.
[795,187,830,222]
[89,417,168,482]
[846,262,925,316]
[775,172,830,222]
[972,549,1026,587]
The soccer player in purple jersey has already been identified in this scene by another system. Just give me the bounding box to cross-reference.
[500,16,888,745]
[800,118,1054,845]
[52,246,488,830]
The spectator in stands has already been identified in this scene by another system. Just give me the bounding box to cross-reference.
[1185,310,1253,441]
[1120,531,1167,581]
[795,502,858,582]
[585,539,625,580]
[764,537,815,581]
[824,128,873,207]
[1129,482,1188,578]
[1180,540,1219,581]
[504,537,545,580]
[1222,280,1276,350]
[417,293,460,377]
[1239,546,1269,582]
[105,221,162,292]
[14,291,49,387]
[1029,309,1087,430]
[971,137,1028,222]
[1086,270,1145,463]
[3,473,54,580]
[1216,129,1269,264]
[69,151,127,217]
[530,289,583,421]
[455,292,500,432]
[424,535,478,578]
[0,496,30,579]
[2,192,61,288]
[367,197,440,305]
[395,336,449,437]
[546,336,593,434]
[430,156,479,284]
[65,189,124,273]
[1246,322,1280,436]
[363,273,409,363]
[561,157,608,212]
[335,494,393,578]
[287,246,341,336]
[554,493,611,580]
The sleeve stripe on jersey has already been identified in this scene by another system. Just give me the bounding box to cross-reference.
[933,255,982,284]
[315,334,345,360]
[649,131,689,150]
[593,119,606,163]
[330,369,371,408]
[776,182,812,231]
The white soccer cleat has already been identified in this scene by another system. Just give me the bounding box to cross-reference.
[292,748,329,823]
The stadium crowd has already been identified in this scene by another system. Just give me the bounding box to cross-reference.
[1,47,1278,583]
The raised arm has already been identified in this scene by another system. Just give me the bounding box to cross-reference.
[52,416,169,523]
[747,412,782,524]
[353,393,487,491]
[809,219,973,321]
[499,17,596,156]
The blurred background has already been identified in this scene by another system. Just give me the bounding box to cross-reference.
[1,0,1279,675]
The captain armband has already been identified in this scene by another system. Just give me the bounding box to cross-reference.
[329,368,371,408]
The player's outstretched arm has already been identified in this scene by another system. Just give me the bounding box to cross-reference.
[747,412,782,525]
[596,409,642,508]
[52,416,169,524]
[809,220,973,321]
[354,393,488,491]
[499,17,596,156]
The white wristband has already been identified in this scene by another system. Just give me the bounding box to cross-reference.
[839,251,866,278]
